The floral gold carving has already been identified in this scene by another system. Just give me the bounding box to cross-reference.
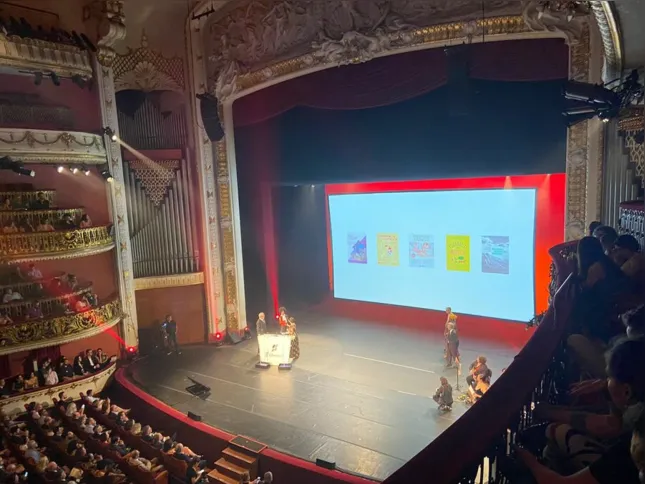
[114,31,185,93]
[0,129,107,165]
[0,300,122,353]
[127,160,180,206]
[134,272,204,291]
[0,226,115,263]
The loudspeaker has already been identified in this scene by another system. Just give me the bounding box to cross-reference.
[187,411,202,422]
[197,93,224,142]
[226,331,242,345]
[315,458,336,470]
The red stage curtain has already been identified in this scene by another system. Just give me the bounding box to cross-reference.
[233,39,568,127]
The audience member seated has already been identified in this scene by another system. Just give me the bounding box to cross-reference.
[1,220,18,234]
[24,372,38,390]
[57,358,75,381]
[30,193,50,210]
[0,311,12,325]
[79,214,92,229]
[11,375,24,393]
[2,289,22,304]
[43,367,59,386]
[466,356,489,389]
[515,337,645,483]
[59,214,76,230]
[186,458,207,484]
[0,378,10,398]
[36,218,55,232]
[73,355,88,376]
[25,302,43,320]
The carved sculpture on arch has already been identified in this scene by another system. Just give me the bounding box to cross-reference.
[113,31,186,93]
[187,0,617,333]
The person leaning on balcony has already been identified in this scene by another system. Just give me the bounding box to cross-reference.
[516,337,645,484]
[2,288,23,303]
[79,214,92,229]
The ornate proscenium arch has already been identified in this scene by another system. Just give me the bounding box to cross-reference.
[186,0,621,335]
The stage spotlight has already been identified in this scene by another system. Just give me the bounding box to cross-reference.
[102,127,117,142]
[82,166,91,176]
[34,72,43,86]
[49,72,61,86]
[0,156,35,177]
[71,75,87,89]
[71,166,79,174]
[99,167,113,183]
[56,165,65,173]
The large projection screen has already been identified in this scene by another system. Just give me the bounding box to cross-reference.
[325,175,566,322]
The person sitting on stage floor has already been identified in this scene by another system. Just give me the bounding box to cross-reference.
[433,377,454,412]
[287,316,300,360]
[445,321,460,368]
[466,355,489,389]
[468,369,492,404]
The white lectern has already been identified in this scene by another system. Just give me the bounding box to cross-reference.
[258,334,292,365]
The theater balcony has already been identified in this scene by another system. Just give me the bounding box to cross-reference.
[0,25,93,81]
[0,299,122,354]
[0,128,107,165]
[0,361,116,416]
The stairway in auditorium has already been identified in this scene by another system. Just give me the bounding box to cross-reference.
[208,436,266,484]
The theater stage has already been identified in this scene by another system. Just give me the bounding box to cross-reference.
[127,310,518,481]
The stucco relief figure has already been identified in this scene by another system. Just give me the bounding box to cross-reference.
[311,29,392,65]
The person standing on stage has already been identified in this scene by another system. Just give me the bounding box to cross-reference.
[287,317,300,360]
[278,306,288,333]
[445,322,460,368]
[162,314,180,355]
[256,312,267,356]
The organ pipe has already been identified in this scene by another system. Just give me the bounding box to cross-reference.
[117,96,187,150]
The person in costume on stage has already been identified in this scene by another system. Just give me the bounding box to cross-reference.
[445,321,460,368]
[432,377,453,412]
[287,316,300,360]
[278,306,288,334]
[256,312,267,356]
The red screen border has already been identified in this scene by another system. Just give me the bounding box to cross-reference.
[324,174,566,317]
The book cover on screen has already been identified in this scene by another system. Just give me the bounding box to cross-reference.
[446,235,471,272]
[347,232,367,264]
[377,233,400,266]
[481,235,510,274]
[409,234,434,268]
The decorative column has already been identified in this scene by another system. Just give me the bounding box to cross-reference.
[186,6,226,336]
[88,0,139,349]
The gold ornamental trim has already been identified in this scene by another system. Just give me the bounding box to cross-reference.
[618,107,645,134]
[235,16,531,93]
[0,226,115,263]
[0,33,93,79]
[0,362,116,416]
[0,300,122,355]
[134,272,204,291]
[0,129,107,165]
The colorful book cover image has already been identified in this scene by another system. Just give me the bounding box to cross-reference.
[446,235,471,272]
[481,236,510,274]
[409,234,434,268]
[347,232,367,264]
[377,233,400,266]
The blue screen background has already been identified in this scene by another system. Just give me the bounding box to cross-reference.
[328,189,537,322]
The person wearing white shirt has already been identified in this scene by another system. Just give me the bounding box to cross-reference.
[27,264,43,279]
[2,289,23,303]
[44,367,59,386]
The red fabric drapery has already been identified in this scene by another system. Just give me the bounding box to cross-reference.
[233,38,569,127]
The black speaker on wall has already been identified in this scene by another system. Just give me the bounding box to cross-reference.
[196,93,224,142]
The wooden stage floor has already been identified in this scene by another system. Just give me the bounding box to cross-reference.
[128,310,518,481]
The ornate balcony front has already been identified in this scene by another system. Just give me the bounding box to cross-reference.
[0,299,122,354]
[0,128,107,164]
[0,362,116,416]
[0,226,115,263]
[0,32,93,80]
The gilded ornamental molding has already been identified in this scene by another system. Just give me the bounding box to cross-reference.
[134,272,204,291]
[0,362,117,416]
[0,226,115,263]
[0,300,122,355]
[0,129,107,165]
[0,33,93,79]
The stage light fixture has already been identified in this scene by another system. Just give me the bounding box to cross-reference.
[71,75,87,89]
[71,166,79,174]
[34,72,43,86]
[82,166,91,176]
[0,156,35,177]
[99,167,113,183]
[102,127,117,142]
[56,165,65,173]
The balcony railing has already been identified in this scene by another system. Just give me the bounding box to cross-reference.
[0,190,56,207]
[384,246,577,484]
[0,226,114,262]
[0,299,122,355]
[0,281,94,320]
[0,207,85,226]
